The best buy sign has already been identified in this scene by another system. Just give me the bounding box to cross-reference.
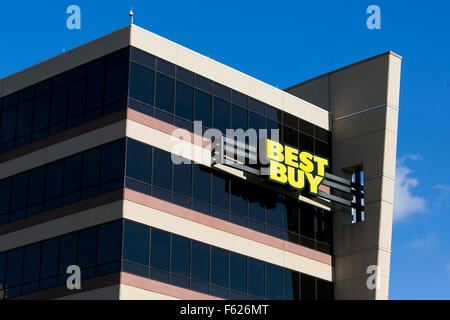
[266,139,329,195]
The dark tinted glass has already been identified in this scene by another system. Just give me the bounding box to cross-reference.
[59,233,78,275]
[155,73,174,113]
[33,94,50,132]
[23,243,40,285]
[131,48,155,69]
[266,195,282,227]
[192,164,210,204]
[78,228,97,269]
[231,105,248,131]
[230,178,247,217]
[283,125,298,148]
[284,198,299,235]
[249,112,265,133]
[6,248,23,288]
[213,97,230,134]
[28,167,46,206]
[171,235,190,276]
[301,273,316,300]
[53,73,69,89]
[191,240,209,282]
[105,63,128,105]
[157,59,175,77]
[126,139,152,183]
[0,179,11,216]
[0,253,6,293]
[214,83,230,101]
[195,75,213,93]
[194,89,212,128]
[211,247,228,288]
[266,264,282,299]
[50,88,67,125]
[248,98,265,116]
[300,202,315,239]
[87,57,105,75]
[175,81,193,120]
[153,149,172,191]
[86,72,104,113]
[316,279,333,300]
[68,80,86,120]
[248,258,264,298]
[283,113,298,129]
[97,221,122,265]
[129,63,155,105]
[45,161,64,200]
[299,119,314,136]
[16,101,33,138]
[123,221,149,266]
[11,173,28,212]
[40,239,59,279]
[283,269,299,300]
[266,106,281,122]
[100,140,125,183]
[299,132,314,153]
[82,148,101,188]
[63,155,82,195]
[150,228,170,271]
[176,67,193,85]
[173,161,191,197]
[0,107,16,144]
[231,91,247,108]
[212,171,229,210]
[230,252,246,293]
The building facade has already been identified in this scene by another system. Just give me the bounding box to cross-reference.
[0,25,401,300]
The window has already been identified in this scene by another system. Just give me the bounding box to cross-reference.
[0,179,11,221]
[299,133,314,153]
[248,98,264,116]
[300,202,316,241]
[33,93,50,139]
[58,233,78,284]
[283,125,298,148]
[123,221,149,266]
[86,72,104,118]
[266,264,282,300]
[230,252,246,293]
[6,248,23,297]
[78,228,97,275]
[27,167,45,216]
[10,173,28,221]
[284,198,299,237]
[230,178,247,217]
[249,112,265,133]
[301,273,316,300]
[129,63,154,105]
[68,79,86,125]
[248,258,264,298]
[155,73,174,113]
[0,253,6,298]
[63,154,82,204]
[212,171,229,210]
[23,243,41,294]
[0,107,16,144]
[16,101,33,140]
[192,164,210,204]
[231,105,248,131]
[175,81,193,120]
[194,89,212,128]
[152,149,172,191]
[105,63,128,106]
[191,240,209,283]
[283,269,299,300]
[171,235,190,277]
[40,238,59,289]
[150,228,170,272]
[100,140,125,191]
[211,247,228,288]
[173,160,191,197]
[131,48,155,69]
[81,148,100,197]
[45,160,64,210]
[316,279,333,300]
[50,88,67,129]
[213,97,230,134]
[126,139,152,184]
[97,221,122,268]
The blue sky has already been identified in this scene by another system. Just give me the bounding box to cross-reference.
[0,0,449,299]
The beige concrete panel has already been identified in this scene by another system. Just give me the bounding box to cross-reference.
[0,120,126,179]
[330,54,389,118]
[123,200,332,281]
[0,201,123,252]
[364,176,395,205]
[387,54,403,108]
[285,75,330,111]
[119,284,178,300]
[247,75,284,108]
[334,277,376,300]
[385,106,399,133]
[1,26,131,97]
[333,106,389,143]
[332,129,387,178]
[369,201,394,250]
[374,274,390,300]
[56,285,120,300]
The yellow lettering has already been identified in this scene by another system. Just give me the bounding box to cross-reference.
[267,139,284,162]
[305,173,324,195]
[313,156,329,177]
[287,166,305,190]
[284,145,299,168]
[269,160,287,184]
[299,152,314,173]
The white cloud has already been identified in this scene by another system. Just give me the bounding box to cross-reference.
[432,184,450,209]
[410,232,439,249]
[393,154,426,222]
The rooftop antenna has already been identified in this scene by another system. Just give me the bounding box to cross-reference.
[129,7,134,24]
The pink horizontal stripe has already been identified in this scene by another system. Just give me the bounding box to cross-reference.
[123,189,332,265]
[120,272,222,300]
[127,108,211,148]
